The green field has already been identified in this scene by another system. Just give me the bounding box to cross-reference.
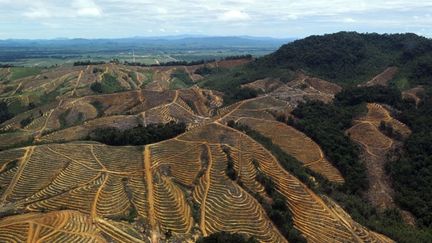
[9,67,43,80]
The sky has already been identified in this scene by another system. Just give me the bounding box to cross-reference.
[0,0,431,39]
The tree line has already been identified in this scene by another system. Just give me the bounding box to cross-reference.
[87,122,186,146]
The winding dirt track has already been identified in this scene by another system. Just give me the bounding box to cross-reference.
[0,146,34,204]
[70,69,85,97]
[200,143,212,236]
[34,99,63,141]
[144,145,158,243]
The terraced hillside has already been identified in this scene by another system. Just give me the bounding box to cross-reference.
[0,87,222,148]
[347,103,413,220]
[0,59,245,115]
[0,120,393,242]
[236,118,344,183]
[214,96,344,183]
[3,33,427,241]
[402,85,425,106]
[242,72,342,108]
[0,74,395,242]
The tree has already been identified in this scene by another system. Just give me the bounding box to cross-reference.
[88,122,186,146]
[90,82,103,93]
[196,232,258,243]
[0,101,12,124]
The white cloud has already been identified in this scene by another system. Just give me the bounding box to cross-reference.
[218,10,250,22]
[343,17,356,23]
[20,0,102,19]
[77,7,102,17]
[1,0,432,38]
[23,7,52,18]
[155,7,168,14]
[73,0,102,17]
[286,14,299,20]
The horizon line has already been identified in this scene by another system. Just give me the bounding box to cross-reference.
[1,31,431,41]
[0,35,297,41]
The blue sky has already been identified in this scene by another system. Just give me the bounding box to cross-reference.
[0,0,431,39]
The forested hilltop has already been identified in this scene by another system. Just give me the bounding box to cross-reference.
[259,32,432,87]
[200,32,432,93]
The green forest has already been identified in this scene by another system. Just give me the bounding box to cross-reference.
[259,32,432,86]
[199,32,432,94]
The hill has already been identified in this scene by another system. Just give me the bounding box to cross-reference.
[258,32,432,87]
[1,32,432,242]
[197,32,432,242]
[0,59,245,118]
[0,61,401,242]
[199,32,432,94]
[0,122,392,242]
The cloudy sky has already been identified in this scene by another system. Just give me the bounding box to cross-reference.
[0,0,431,39]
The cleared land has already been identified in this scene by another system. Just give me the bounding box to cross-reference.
[347,103,413,222]
[237,118,344,183]
[0,88,222,148]
[359,67,399,87]
[242,71,342,109]
[214,96,344,182]
[402,85,425,107]
[0,59,246,116]
[0,63,399,242]
[0,121,393,242]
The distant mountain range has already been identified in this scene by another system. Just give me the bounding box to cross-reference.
[0,36,295,48]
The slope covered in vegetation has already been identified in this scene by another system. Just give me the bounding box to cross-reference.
[200,32,432,95]
[259,32,432,86]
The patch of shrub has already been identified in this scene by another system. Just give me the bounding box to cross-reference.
[90,82,103,93]
[222,146,237,180]
[87,122,186,146]
[20,115,33,127]
[196,232,258,243]
[0,101,12,124]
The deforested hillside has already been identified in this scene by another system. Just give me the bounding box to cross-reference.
[1,32,432,243]
[0,58,244,117]
[0,122,393,242]
[0,88,222,149]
